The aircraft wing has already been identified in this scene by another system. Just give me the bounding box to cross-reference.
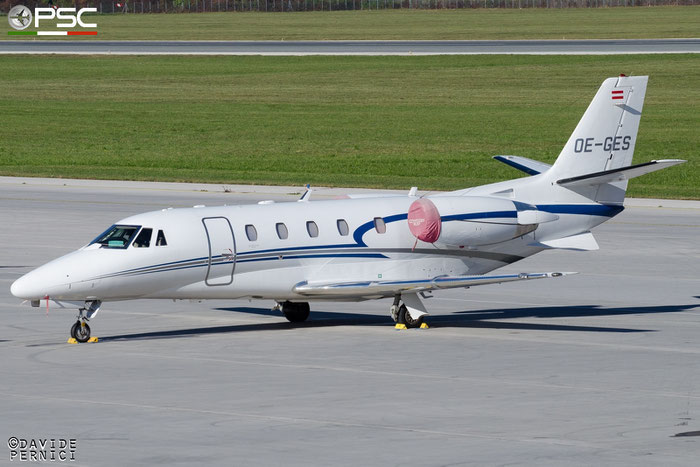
[293,272,574,298]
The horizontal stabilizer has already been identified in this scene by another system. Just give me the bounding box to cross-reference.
[557,159,686,188]
[493,155,552,176]
[533,232,599,251]
[293,272,575,297]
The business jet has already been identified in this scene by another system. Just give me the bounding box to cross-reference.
[11,75,685,342]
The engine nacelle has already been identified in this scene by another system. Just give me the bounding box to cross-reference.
[407,196,539,247]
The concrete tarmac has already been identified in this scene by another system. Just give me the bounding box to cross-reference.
[1,39,700,55]
[1,176,699,466]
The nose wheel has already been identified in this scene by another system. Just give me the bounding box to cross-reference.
[68,300,101,344]
[70,320,91,343]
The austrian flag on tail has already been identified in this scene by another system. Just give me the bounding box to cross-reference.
[611,89,626,101]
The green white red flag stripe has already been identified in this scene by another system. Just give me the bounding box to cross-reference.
[8,31,97,36]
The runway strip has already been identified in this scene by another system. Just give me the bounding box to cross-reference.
[1,38,700,55]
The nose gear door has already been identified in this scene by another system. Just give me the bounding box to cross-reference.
[202,217,236,286]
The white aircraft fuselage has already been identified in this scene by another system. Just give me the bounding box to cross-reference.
[11,185,614,303]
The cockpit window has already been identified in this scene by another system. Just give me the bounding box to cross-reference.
[156,230,168,246]
[133,228,153,248]
[90,225,141,249]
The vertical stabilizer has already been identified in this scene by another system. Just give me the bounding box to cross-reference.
[549,76,648,204]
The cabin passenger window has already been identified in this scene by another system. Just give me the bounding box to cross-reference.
[336,219,349,236]
[276,223,288,240]
[306,221,319,238]
[156,230,168,246]
[245,225,258,241]
[374,217,386,234]
[133,228,153,248]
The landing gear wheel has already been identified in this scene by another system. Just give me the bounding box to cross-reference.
[282,301,310,323]
[71,321,91,343]
[398,305,424,329]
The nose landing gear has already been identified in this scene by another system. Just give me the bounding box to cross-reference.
[67,300,101,344]
[70,320,91,343]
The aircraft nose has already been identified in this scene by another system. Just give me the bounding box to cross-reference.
[10,272,44,300]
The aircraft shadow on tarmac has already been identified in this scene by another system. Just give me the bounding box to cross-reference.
[98,303,700,342]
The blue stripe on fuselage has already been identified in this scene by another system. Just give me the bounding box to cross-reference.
[100,204,618,279]
[352,213,408,247]
[536,204,624,217]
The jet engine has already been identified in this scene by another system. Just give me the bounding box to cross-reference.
[407,196,557,247]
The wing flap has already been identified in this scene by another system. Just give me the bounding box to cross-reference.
[293,272,574,297]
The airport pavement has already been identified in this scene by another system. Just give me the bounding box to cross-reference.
[1,176,699,466]
[1,39,700,55]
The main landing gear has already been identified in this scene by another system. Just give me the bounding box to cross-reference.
[278,301,311,323]
[68,300,101,344]
[274,296,429,330]
[390,294,429,330]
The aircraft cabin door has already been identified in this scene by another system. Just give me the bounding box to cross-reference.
[202,217,236,286]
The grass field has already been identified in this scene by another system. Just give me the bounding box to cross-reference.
[2,7,700,40]
[0,54,697,198]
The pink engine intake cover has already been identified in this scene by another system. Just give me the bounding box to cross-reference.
[407,198,442,243]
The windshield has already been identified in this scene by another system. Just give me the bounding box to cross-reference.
[90,225,141,249]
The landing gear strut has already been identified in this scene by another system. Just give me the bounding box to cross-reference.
[280,301,310,323]
[69,300,101,343]
[390,296,401,323]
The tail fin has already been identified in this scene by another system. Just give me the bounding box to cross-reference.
[549,75,648,204]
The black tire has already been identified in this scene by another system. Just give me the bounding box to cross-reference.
[282,301,310,323]
[70,321,80,339]
[73,322,91,343]
[398,305,423,329]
